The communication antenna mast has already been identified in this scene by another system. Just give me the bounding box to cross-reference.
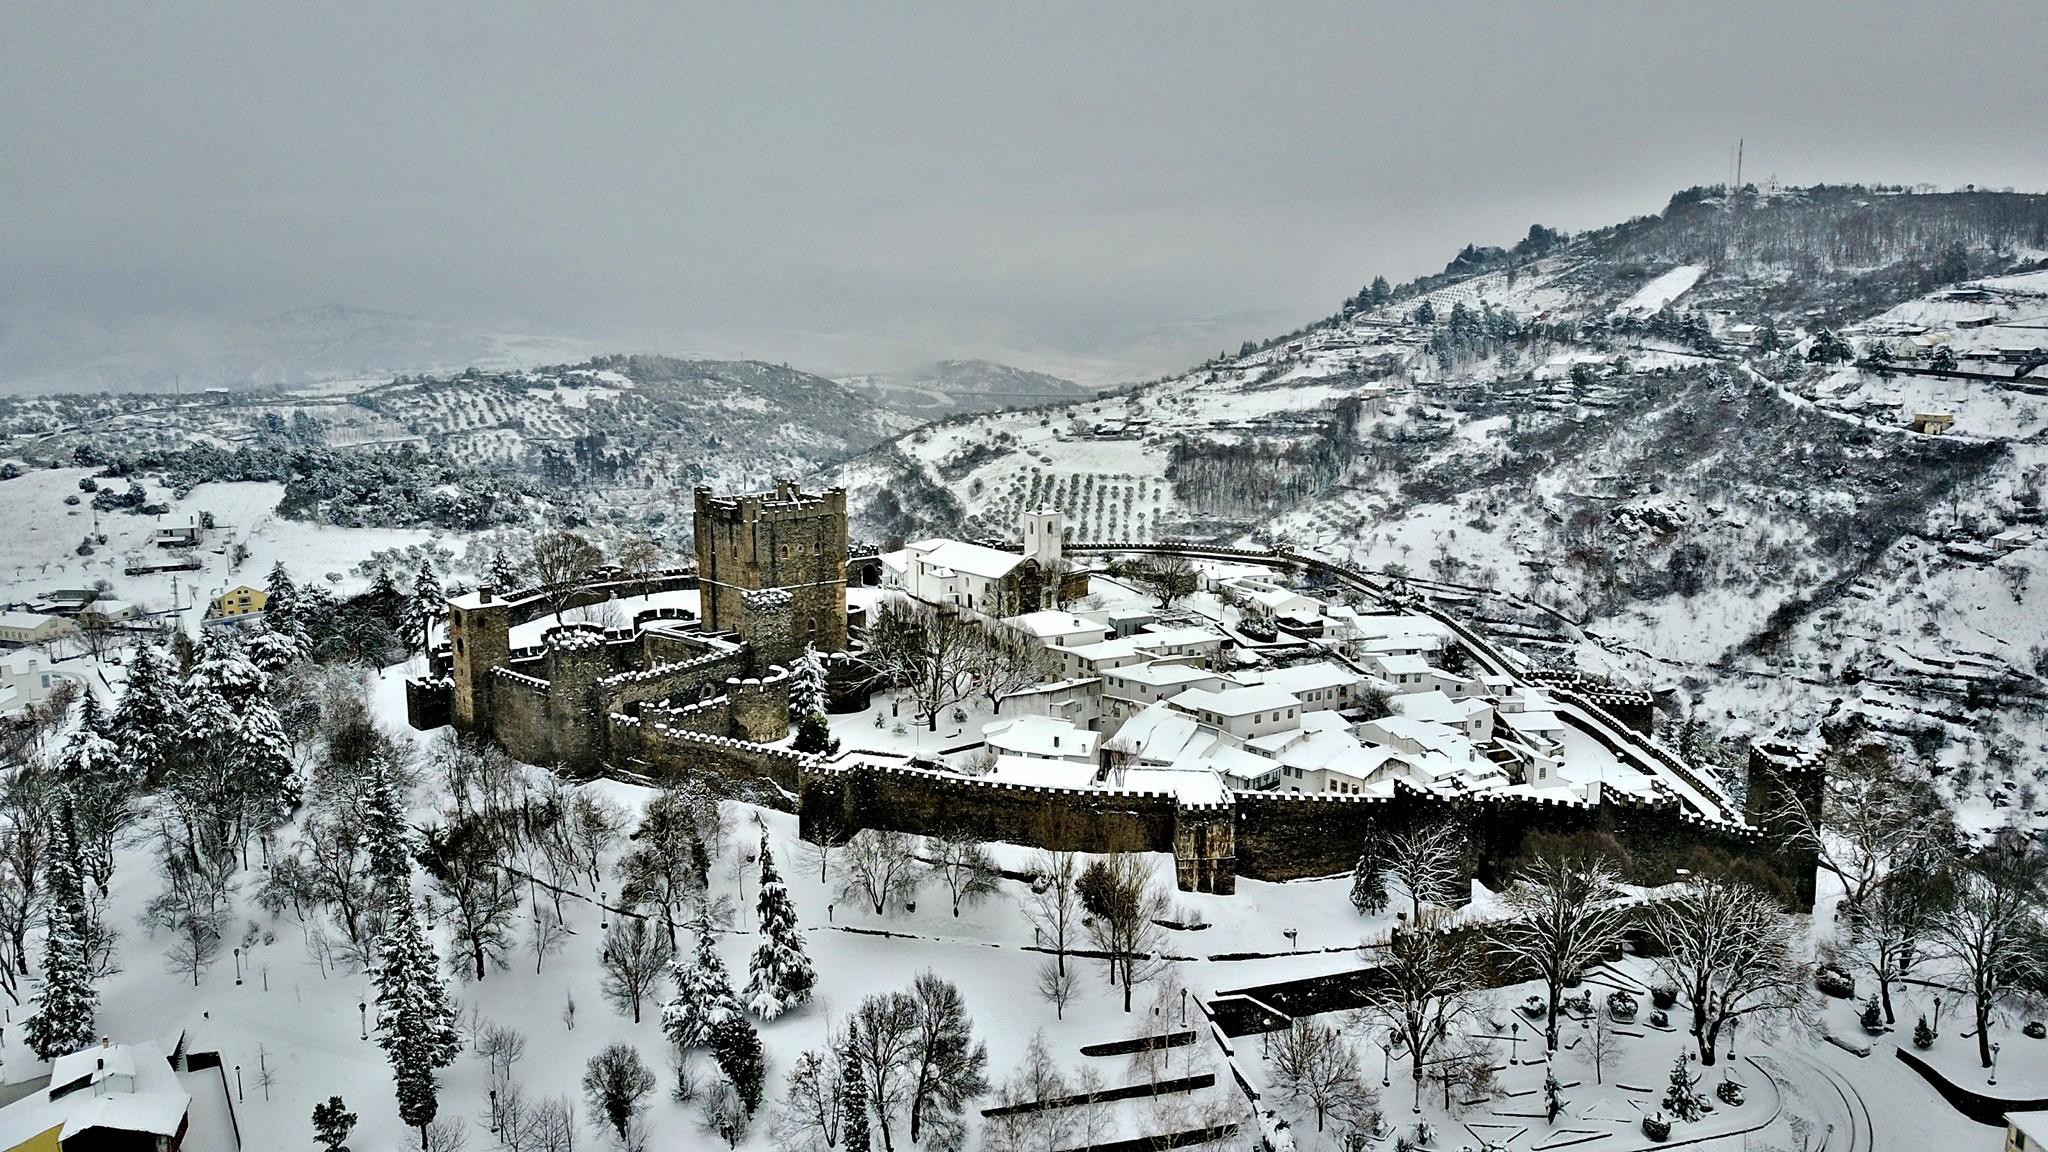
[1735,138,1744,191]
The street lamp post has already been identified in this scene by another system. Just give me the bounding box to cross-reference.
[490,1089,500,1135]
[233,947,242,986]
[1991,1041,2003,1086]
[1933,995,1944,1036]
[1728,1019,1738,1061]
[1510,1022,1521,1065]
[358,1001,367,1040]
[1180,988,1187,1025]
[1381,1043,1391,1088]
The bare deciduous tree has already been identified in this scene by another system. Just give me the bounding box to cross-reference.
[927,830,1001,918]
[1267,1017,1376,1134]
[1361,912,1484,1113]
[864,601,981,732]
[1379,820,1468,921]
[598,916,674,1025]
[1926,831,2047,1068]
[1080,852,1168,1013]
[532,530,603,625]
[770,1043,842,1152]
[1488,855,1630,1052]
[849,990,919,1152]
[1768,741,1958,912]
[1645,875,1808,1067]
[836,829,923,917]
[984,1032,1074,1152]
[1130,553,1199,608]
[1024,847,1081,977]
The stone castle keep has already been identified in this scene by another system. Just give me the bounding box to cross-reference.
[410,481,855,774]
[409,482,1821,903]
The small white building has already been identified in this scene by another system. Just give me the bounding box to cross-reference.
[1001,610,1111,648]
[1389,689,1494,741]
[0,652,77,716]
[896,508,1065,615]
[1368,652,1436,692]
[0,610,78,647]
[1167,683,1302,741]
[982,715,1099,764]
[1102,660,1234,720]
[1239,661,1366,712]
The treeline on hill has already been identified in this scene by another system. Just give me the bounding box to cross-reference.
[74,413,534,530]
[1166,398,1366,519]
[1616,185,2048,274]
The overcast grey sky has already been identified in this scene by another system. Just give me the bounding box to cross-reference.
[6,1,2047,385]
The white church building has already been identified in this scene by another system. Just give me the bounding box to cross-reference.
[885,508,1068,616]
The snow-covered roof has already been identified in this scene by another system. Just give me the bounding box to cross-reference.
[1001,610,1110,642]
[1102,701,1217,763]
[1502,709,1565,736]
[1389,690,1490,726]
[982,715,1099,760]
[1240,661,1361,697]
[1372,653,1433,677]
[2008,1111,2048,1144]
[1169,683,1300,718]
[1054,625,1226,665]
[907,539,1027,580]
[0,610,66,630]
[0,1041,190,1152]
[1107,660,1225,689]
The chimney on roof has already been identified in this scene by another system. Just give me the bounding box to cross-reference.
[480,586,494,604]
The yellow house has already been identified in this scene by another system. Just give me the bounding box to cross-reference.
[205,585,267,621]
[0,1041,190,1152]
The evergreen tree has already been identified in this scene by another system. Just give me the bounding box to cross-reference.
[374,893,462,1146]
[1544,1066,1566,1123]
[264,561,305,645]
[404,560,443,657]
[789,644,829,720]
[25,797,97,1059]
[791,713,839,756]
[243,622,304,678]
[1913,1015,1935,1050]
[711,1012,767,1115]
[1349,850,1389,915]
[743,835,815,1019]
[663,907,743,1052]
[360,754,415,889]
[364,570,405,633]
[837,1036,872,1152]
[57,692,129,893]
[488,548,522,593]
[1414,300,1436,326]
[312,1096,358,1152]
[111,642,183,784]
[1662,1051,1703,1122]
[1368,275,1391,305]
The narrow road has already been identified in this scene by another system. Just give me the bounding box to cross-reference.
[1761,1049,1874,1152]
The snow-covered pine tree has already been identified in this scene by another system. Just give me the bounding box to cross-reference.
[374,893,463,1144]
[112,642,183,784]
[405,560,443,658]
[662,908,742,1052]
[1349,849,1389,914]
[489,548,522,594]
[1544,1066,1566,1123]
[1662,1051,1703,1122]
[25,797,98,1059]
[235,692,301,820]
[711,1012,767,1115]
[242,622,304,679]
[743,834,815,1019]
[789,644,828,720]
[365,569,405,633]
[360,754,415,890]
[57,691,128,894]
[838,1035,871,1152]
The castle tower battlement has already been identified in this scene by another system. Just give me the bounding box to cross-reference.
[695,481,848,656]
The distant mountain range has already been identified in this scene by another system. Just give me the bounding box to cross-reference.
[0,303,595,395]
